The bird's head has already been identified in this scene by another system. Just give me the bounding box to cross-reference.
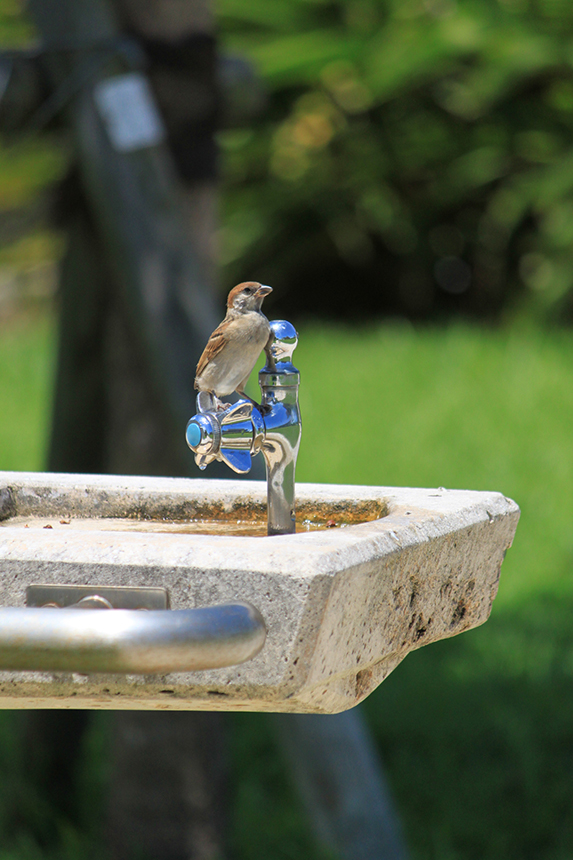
[227,282,272,313]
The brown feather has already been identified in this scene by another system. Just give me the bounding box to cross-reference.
[194,326,228,384]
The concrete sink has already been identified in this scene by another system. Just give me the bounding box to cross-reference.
[0,471,519,713]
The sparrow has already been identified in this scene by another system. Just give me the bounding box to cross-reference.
[194,281,275,410]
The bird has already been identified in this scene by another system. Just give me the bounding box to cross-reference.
[194,281,275,411]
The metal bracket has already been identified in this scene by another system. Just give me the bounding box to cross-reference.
[26,584,169,610]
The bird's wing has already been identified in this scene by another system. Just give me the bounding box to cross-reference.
[195,323,228,381]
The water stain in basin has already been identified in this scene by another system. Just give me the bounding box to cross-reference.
[0,500,387,537]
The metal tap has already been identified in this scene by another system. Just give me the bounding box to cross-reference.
[185,320,301,536]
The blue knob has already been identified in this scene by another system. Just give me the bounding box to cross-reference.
[186,421,202,450]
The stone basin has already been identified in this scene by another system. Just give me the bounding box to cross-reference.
[0,471,519,713]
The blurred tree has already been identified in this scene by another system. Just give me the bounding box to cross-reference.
[217,0,573,322]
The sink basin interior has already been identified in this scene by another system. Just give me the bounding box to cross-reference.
[0,484,388,537]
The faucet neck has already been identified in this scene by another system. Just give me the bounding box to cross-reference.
[259,359,300,405]
[258,357,301,536]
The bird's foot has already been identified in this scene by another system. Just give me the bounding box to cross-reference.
[197,392,232,413]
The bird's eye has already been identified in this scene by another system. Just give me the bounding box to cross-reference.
[243,287,253,294]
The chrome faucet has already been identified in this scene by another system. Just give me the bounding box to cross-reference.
[185,320,301,535]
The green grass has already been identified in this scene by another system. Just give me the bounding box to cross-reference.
[0,311,55,471]
[2,310,573,859]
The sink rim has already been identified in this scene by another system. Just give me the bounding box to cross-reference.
[0,472,388,523]
[0,471,519,575]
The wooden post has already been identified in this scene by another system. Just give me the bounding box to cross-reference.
[22,2,230,858]
[27,0,220,475]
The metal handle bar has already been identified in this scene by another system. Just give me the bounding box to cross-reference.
[0,602,266,674]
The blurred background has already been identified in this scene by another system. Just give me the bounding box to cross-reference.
[1,0,573,857]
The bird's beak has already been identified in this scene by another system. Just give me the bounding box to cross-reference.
[256,285,272,298]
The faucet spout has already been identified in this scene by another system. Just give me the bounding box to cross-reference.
[185,320,301,536]
[258,321,301,535]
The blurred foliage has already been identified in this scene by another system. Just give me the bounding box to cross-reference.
[217,0,573,321]
[3,0,573,323]
[0,2,67,318]
[0,0,33,47]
